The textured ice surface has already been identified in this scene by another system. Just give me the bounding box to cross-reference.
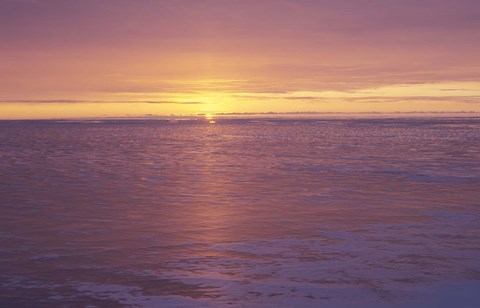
[0,117,479,307]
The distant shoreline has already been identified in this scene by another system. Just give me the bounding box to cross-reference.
[1,112,480,122]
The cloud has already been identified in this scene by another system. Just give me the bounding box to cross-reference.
[143,101,205,105]
[0,99,206,105]
[345,96,480,104]
[3,99,85,104]
[233,94,480,104]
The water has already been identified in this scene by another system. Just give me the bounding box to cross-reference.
[1,117,479,307]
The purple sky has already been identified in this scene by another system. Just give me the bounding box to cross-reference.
[1,0,479,117]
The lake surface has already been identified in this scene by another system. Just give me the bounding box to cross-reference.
[1,117,479,307]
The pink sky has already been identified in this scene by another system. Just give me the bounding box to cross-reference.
[1,0,479,118]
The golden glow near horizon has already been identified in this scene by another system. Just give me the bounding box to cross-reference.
[1,1,479,119]
[1,81,479,119]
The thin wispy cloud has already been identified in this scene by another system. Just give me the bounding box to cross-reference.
[0,99,206,105]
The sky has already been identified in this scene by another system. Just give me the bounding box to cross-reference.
[1,0,479,119]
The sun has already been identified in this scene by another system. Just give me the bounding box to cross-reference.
[205,113,216,124]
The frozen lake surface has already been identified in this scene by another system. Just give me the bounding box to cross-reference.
[1,117,479,307]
